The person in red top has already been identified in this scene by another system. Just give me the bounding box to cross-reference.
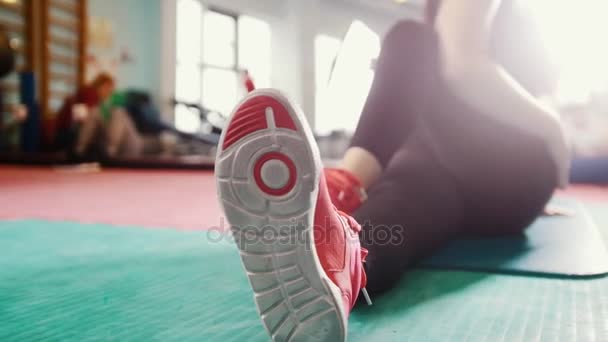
[56,73,115,132]
[55,73,115,154]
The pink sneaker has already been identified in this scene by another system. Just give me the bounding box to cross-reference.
[325,168,367,214]
[216,89,370,342]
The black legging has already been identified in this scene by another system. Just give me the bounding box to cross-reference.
[350,21,558,295]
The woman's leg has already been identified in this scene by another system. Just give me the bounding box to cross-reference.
[431,102,559,236]
[75,109,103,156]
[353,125,554,295]
[354,138,464,295]
[106,108,143,158]
[344,21,439,188]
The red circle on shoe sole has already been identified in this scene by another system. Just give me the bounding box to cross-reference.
[254,152,297,196]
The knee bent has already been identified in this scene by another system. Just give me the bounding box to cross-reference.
[383,20,435,49]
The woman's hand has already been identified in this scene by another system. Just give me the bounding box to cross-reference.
[12,104,27,122]
[72,104,89,123]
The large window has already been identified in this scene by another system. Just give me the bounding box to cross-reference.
[314,21,380,134]
[525,0,608,104]
[175,0,271,132]
[315,35,343,135]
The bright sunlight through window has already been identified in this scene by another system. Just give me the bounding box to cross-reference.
[527,0,608,104]
[315,21,380,134]
[175,0,271,133]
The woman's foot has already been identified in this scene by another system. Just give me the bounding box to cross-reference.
[215,89,369,342]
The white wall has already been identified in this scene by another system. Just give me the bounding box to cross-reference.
[159,0,177,117]
[88,0,162,105]
[160,0,420,128]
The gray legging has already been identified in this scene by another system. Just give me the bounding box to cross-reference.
[350,21,558,295]
[76,107,143,158]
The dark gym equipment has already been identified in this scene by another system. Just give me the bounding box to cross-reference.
[126,92,220,145]
[19,72,40,153]
[171,99,225,136]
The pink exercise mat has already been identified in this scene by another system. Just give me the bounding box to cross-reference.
[0,165,223,230]
[1,165,607,230]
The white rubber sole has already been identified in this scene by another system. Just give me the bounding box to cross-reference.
[215,89,347,342]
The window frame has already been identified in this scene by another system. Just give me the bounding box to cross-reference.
[201,6,240,73]
[174,3,243,127]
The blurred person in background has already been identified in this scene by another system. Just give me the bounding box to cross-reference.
[56,73,143,159]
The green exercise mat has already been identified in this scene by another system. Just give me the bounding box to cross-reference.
[1,219,608,341]
[419,197,608,278]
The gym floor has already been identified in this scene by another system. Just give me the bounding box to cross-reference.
[2,165,608,341]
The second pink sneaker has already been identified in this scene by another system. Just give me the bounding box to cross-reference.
[325,168,367,214]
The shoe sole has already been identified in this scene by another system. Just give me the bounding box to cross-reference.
[215,89,347,342]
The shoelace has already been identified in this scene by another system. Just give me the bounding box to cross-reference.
[337,209,373,306]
